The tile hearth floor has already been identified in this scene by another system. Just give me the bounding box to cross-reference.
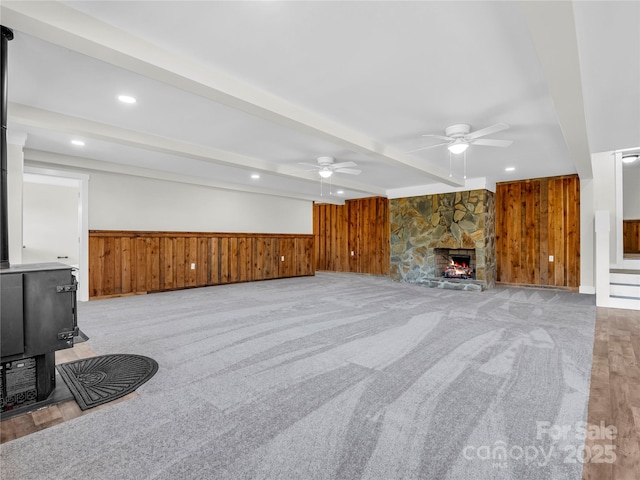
[0,343,137,444]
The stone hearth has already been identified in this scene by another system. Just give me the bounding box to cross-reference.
[389,189,496,291]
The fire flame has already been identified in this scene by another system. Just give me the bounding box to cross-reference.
[444,257,473,278]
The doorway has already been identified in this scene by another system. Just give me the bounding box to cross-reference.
[23,167,89,301]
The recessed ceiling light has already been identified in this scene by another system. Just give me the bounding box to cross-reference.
[71,139,85,146]
[505,167,515,172]
[336,190,344,195]
[622,154,639,164]
[118,95,136,104]
[251,174,260,179]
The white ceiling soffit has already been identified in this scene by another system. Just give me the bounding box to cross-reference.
[10,103,385,200]
[23,149,353,206]
[1,0,464,188]
[572,1,640,154]
[520,0,592,180]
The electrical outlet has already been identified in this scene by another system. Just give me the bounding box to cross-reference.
[549,255,554,262]
[190,263,196,270]
[351,251,355,256]
[281,256,285,261]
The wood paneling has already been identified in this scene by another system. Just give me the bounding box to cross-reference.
[496,175,580,289]
[313,197,389,275]
[623,220,640,253]
[89,231,314,298]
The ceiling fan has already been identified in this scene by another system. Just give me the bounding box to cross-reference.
[300,156,361,178]
[408,123,512,154]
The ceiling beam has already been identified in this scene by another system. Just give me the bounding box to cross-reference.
[1,0,465,187]
[520,1,593,179]
[10,103,386,197]
[23,149,349,205]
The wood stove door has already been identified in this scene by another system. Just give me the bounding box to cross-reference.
[22,267,76,356]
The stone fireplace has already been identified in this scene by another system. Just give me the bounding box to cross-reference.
[389,189,495,291]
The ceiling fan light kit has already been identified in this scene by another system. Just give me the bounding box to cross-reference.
[448,140,469,155]
[410,122,512,155]
[299,156,362,178]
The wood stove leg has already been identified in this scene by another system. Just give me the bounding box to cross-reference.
[36,353,56,401]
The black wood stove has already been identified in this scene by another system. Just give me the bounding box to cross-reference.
[1,264,78,412]
[0,25,79,415]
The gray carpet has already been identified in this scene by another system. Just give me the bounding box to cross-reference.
[0,272,596,480]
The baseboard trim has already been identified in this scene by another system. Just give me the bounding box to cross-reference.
[495,282,576,292]
[579,286,596,295]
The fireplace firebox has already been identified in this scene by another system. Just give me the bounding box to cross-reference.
[435,248,476,279]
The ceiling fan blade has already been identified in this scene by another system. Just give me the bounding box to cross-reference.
[471,138,513,147]
[298,162,321,169]
[406,142,450,154]
[335,168,361,175]
[421,134,453,141]
[331,161,358,169]
[466,123,509,140]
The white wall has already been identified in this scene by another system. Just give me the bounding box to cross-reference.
[579,178,595,294]
[7,142,24,265]
[623,166,640,219]
[22,181,80,266]
[89,172,313,234]
[590,151,618,262]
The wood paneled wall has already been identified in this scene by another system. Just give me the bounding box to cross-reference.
[623,220,640,253]
[89,231,314,298]
[495,175,580,288]
[313,197,389,275]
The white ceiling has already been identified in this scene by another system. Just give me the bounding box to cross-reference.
[2,1,639,204]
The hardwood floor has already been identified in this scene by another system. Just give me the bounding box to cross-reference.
[582,307,640,480]
[0,343,136,444]
[2,306,639,480]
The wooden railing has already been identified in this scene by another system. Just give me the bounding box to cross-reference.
[89,231,314,298]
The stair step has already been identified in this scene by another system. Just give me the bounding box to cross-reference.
[610,284,640,298]
[608,297,640,311]
[610,268,640,274]
[610,272,640,285]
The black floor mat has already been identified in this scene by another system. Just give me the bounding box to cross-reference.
[56,354,158,410]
